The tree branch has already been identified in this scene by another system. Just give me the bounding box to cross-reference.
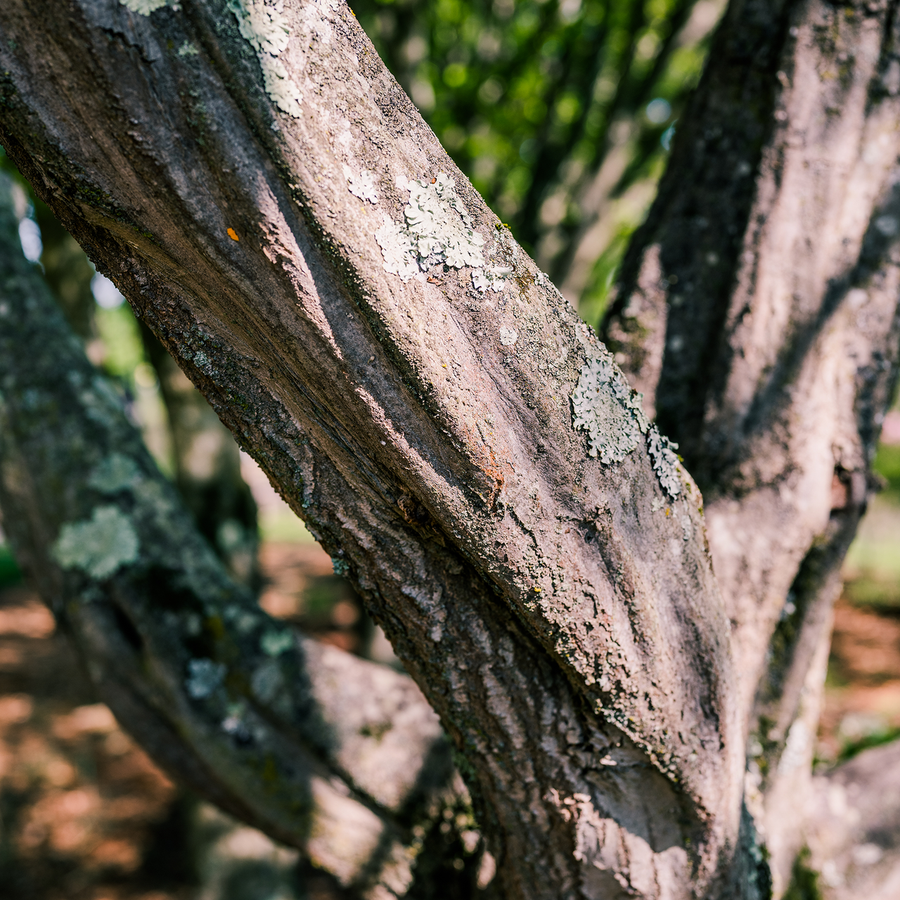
[0,1,752,895]
[0,176,474,896]
[605,0,900,888]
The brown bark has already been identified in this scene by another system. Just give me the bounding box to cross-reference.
[0,1,749,896]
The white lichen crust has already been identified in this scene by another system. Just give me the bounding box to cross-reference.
[344,167,379,204]
[472,266,512,293]
[227,0,303,117]
[186,658,226,699]
[376,173,486,280]
[571,354,648,464]
[647,425,682,498]
[375,216,419,282]
[52,505,140,579]
[498,326,518,347]
[120,0,169,13]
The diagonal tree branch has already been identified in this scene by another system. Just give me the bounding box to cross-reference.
[0,1,754,895]
[0,175,477,896]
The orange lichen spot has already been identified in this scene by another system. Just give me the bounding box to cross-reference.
[227,228,240,241]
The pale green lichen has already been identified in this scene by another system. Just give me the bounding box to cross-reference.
[571,355,647,464]
[261,627,293,656]
[498,326,518,347]
[375,173,486,280]
[647,425,682,498]
[227,0,303,117]
[472,265,512,293]
[251,658,285,703]
[374,217,419,282]
[88,453,141,495]
[186,658,226,699]
[53,506,140,579]
[120,0,169,13]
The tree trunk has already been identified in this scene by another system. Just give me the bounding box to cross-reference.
[605,0,900,889]
[0,0,898,897]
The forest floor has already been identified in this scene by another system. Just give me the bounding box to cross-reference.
[0,535,898,900]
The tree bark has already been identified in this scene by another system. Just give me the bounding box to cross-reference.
[0,0,898,897]
[0,176,477,896]
[605,0,900,890]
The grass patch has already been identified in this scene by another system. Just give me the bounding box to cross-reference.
[874,443,900,499]
[837,725,900,764]
[258,508,313,544]
[783,848,822,900]
[843,575,900,612]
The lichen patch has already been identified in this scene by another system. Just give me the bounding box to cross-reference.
[375,216,419,282]
[227,0,303,117]
[647,425,682,498]
[344,166,379,203]
[186,658,226,699]
[261,627,294,657]
[88,454,141,495]
[376,173,486,280]
[472,266,512,293]
[52,506,140,579]
[571,354,646,464]
[499,327,518,347]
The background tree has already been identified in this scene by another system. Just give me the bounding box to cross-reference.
[0,0,898,898]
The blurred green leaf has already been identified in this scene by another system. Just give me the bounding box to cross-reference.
[351,0,723,317]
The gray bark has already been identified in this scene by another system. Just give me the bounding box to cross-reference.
[0,0,898,897]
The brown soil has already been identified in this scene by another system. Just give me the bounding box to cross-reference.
[0,544,898,898]
[817,601,900,764]
[0,585,188,900]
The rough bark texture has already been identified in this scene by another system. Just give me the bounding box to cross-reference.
[0,1,751,897]
[0,179,478,897]
[0,0,898,897]
[605,0,900,891]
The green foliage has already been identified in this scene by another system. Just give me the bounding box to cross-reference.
[0,543,21,588]
[837,724,900,764]
[95,303,145,384]
[782,848,822,900]
[352,0,720,314]
[873,442,900,499]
